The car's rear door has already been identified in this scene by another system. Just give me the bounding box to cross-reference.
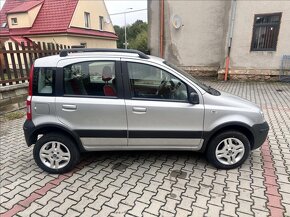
[55,58,127,150]
[122,59,204,149]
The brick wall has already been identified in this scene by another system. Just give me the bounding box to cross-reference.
[0,83,28,114]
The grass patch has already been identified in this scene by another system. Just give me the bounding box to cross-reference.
[4,111,25,121]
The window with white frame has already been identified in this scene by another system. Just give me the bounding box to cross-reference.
[99,16,104,30]
[84,12,90,28]
[11,18,18,25]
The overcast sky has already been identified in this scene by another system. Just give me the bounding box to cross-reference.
[105,0,147,26]
[0,0,147,26]
[0,0,5,9]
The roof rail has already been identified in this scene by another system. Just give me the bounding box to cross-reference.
[59,48,150,59]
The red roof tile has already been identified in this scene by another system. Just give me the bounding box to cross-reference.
[7,1,43,14]
[67,27,118,39]
[10,35,34,46]
[0,0,117,40]
[30,0,78,32]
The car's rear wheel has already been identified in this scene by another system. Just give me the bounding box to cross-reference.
[206,131,250,169]
[33,133,80,174]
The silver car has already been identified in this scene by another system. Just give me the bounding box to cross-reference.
[23,49,269,174]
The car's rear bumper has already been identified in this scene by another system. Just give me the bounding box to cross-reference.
[252,121,269,150]
[23,120,37,146]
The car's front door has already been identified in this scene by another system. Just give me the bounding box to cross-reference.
[55,58,127,150]
[123,61,204,149]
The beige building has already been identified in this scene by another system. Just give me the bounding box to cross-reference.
[148,0,290,80]
[0,0,117,48]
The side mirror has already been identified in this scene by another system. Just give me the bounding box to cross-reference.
[189,92,199,104]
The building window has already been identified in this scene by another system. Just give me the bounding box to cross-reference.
[99,16,104,30]
[11,18,18,25]
[80,42,87,48]
[251,13,282,51]
[84,12,90,28]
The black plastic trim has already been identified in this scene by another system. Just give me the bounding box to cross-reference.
[59,48,150,59]
[200,121,269,152]
[76,130,127,138]
[121,61,131,99]
[75,130,202,139]
[23,120,37,146]
[251,121,269,150]
[55,67,63,96]
[23,120,86,152]
[129,131,202,139]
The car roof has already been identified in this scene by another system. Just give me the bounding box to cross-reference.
[34,52,164,67]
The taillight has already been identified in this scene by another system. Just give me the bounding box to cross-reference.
[26,96,32,120]
[27,64,34,120]
[28,64,34,96]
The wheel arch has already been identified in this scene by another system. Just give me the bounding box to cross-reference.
[30,124,85,152]
[200,122,255,153]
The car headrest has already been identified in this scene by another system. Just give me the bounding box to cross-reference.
[102,66,113,82]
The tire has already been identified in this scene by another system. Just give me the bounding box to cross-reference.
[33,133,80,174]
[206,131,250,169]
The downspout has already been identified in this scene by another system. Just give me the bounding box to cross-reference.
[224,0,237,81]
[160,0,165,58]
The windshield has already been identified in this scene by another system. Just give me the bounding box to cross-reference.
[164,61,220,96]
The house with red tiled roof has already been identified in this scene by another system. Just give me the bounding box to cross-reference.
[0,0,117,48]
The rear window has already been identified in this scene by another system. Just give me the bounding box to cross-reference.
[32,67,55,96]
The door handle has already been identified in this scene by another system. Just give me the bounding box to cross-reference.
[132,107,147,113]
[62,104,77,111]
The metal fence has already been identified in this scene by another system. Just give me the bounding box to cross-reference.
[0,41,70,86]
[280,55,290,82]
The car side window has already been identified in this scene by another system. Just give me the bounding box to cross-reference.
[33,67,55,96]
[63,61,117,97]
[128,62,188,101]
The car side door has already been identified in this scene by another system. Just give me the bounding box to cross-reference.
[122,60,205,149]
[55,58,128,150]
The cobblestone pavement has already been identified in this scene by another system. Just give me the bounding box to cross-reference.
[0,81,290,217]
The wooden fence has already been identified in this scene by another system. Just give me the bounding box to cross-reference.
[0,41,70,86]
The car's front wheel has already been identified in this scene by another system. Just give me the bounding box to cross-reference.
[33,133,80,174]
[206,131,250,169]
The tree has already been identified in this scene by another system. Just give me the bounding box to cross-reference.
[114,25,125,49]
[114,20,148,53]
[128,30,148,53]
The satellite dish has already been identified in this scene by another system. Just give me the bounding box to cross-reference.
[104,17,111,24]
[172,15,183,29]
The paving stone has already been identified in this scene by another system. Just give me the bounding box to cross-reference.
[128,201,148,216]
[205,204,222,217]
[1,81,290,217]
[106,194,126,209]
[35,200,60,216]
[70,197,94,213]
[17,202,42,216]
[191,206,207,217]
[94,205,115,217]
[110,203,132,217]
[52,189,74,203]
[54,198,78,215]
[145,199,164,215]
[89,195,111,211]
[79,207,98,217]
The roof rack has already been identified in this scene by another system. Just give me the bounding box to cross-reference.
[59,48,150,59]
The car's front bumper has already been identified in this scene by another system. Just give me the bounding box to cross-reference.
[252,121,269,150]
